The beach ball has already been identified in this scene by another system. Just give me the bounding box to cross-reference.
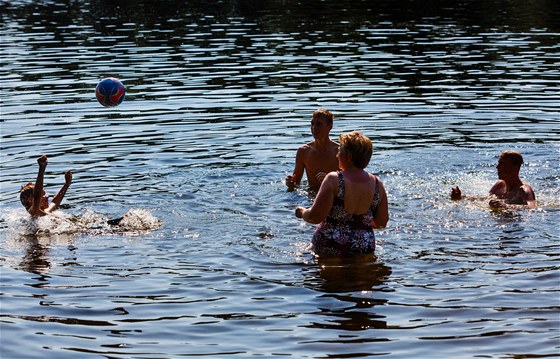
[95,77,125,107]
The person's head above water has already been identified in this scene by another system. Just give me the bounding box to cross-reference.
[338,130,373,169]
[499,150,523,166]
[21,155,73,216]
[19,183,34,209]
[310,108,334,140]
[496,150,523,180]
[312,108,334,125]
[285,108,339,191]
[20,182,47,210]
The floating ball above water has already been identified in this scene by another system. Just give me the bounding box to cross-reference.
[95,77,125,107]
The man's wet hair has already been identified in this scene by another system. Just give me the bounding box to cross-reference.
[501,150,524,167]
[313,108,334,124]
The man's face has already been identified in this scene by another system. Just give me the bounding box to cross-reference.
[496,156,512,180]
[310,115,331,138]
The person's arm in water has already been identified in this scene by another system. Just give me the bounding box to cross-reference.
[29,155,48,214]
[372,180,389,229]
[45,170,73,213]
[295,172,337,223]
[453,184,536,209]
[450,186,487,201]
[286,146,306,189]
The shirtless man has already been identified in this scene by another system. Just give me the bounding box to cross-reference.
[20,155,73,216]
[451,150,536,209]
[285,108,340,191]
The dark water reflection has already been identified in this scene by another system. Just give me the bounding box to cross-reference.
[304,255,392,293]
[1,0,560,358]
[17,237,52,275]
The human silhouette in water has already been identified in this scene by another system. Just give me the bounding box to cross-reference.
[19,155,72,216]
[286,108,340,192]
[451,150,536,209]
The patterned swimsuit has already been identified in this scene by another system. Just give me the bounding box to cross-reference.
[312,171,382,255]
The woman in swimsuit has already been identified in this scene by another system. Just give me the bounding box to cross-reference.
[295,131,389,256]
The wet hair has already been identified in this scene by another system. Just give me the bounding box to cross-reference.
[20,182,34,209]
[313,108,334,125]
[339,131,373,169]
[500,150,524,167]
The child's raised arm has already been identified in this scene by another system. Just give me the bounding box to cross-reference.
[48,170,73,212]
[30,155,48,213]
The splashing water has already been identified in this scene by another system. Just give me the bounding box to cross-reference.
[2,208,162,238]
[108,208,163,231]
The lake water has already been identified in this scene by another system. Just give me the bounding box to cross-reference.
[1,0,559,358]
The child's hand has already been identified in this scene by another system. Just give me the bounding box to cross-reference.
[64,170,73,184]
[37,155,48,167]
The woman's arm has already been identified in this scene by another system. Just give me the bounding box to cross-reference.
[372,180,388,229]
[295,172,337,224]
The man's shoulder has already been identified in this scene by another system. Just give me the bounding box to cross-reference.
[298,141,316,152]
[300,140,338,150]
[521,182,535,195]
[489,179,506,194]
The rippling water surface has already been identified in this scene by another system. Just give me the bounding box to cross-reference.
[1,0,559,358]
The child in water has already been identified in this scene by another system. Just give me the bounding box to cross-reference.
[451,150,536,209]
[19,155,152,229]
[20,155,73,216]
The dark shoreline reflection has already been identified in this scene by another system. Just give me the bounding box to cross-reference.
[302,255,391,331]
[5,0,559,32]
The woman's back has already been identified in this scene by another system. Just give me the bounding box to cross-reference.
[295,130,389,256]
[311,171,381,255]
[342,171,378,215]
[328,171,381,225]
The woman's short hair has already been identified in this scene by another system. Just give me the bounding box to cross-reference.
[20,183,34,209]
[339,131,373,169]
